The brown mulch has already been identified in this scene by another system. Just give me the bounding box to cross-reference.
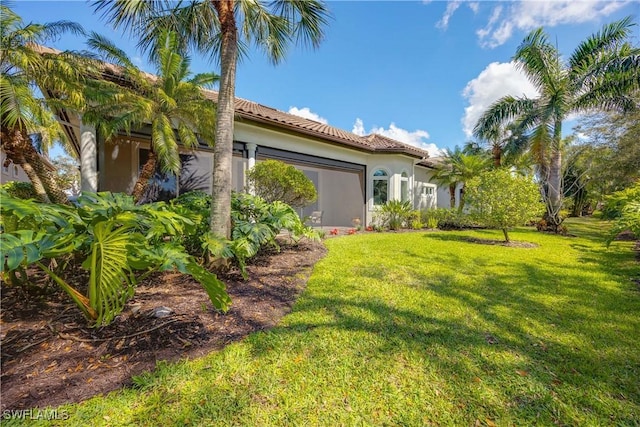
[463,237,539,248]
[0,240,327,411]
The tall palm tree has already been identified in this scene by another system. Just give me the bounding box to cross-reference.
[474,17,640,231]
[0,5,84,203]
[92,0,330,238]
[82,30,218,202]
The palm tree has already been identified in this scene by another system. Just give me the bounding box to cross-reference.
[474,17,640,231]
[82,30,218,202]
[0,5,84,203]
[92,0,330,238]
[430,147,489,211]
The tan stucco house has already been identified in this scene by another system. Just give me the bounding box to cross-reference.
[57,89,446,227]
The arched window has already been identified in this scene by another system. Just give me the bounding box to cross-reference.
[373,169,388,206]
[400,171,409,202]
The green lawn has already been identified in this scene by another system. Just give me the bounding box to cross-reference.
[19,218,640,426]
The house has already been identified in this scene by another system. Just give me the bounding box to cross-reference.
[57,89,449,226]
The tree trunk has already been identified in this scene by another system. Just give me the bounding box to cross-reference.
[502,228,510,243]
[209,0,237,239]
[545,122,563,232]
[449,184,456,209]
[21,144,69,204]
[1,126,51,203]
[492,144,502,168]
[131,150,158,203]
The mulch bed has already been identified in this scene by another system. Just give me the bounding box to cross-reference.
[1,240,327,411]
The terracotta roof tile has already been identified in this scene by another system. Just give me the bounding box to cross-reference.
[202,90,430,159]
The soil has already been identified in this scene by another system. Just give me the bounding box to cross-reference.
[463,237,539,248]
[0,240,327,411]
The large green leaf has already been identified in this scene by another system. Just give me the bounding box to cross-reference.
[84,220,137,326]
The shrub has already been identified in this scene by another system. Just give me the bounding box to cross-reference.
[466,169,543,242]
[374,200,413,230]
[601,182,640,219]
[605,201,640,245]
[246,160,317,208]
[1,181,37,199]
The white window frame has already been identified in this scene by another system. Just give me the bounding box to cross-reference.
[371,168,390,208]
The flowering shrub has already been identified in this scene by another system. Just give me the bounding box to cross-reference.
[329,228,339,235]
[347,229,357,235]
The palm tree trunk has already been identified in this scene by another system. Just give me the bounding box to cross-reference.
[1,126,51,203]
[131,150,158,203]
[492,144,502,167]
[209,0,237,239]
[546,123,563,231]
[21,145,69,204]
[449,184,456,209]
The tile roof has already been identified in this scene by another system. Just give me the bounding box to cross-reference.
[38,45,431,161]
[202,90,431,160]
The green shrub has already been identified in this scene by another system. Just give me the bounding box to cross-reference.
[601,182,640,219]
[466,169,543,242]
[1,181,37,199]
[246,160,317,208]
[605,201,640,245]
[374,200,413,230]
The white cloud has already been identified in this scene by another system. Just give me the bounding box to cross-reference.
[478,1,631,48]
[352,118,443,157]
[461,62,539,137]
[288,106,328,124]
[468,2,480,14]
[436,1,461,30]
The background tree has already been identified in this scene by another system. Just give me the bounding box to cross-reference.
[51,154,80,197]
[473,17,640,232]
[430,146,489,211]
[466,169,543,243]
[0,5,84,203]
[82,30,218,202]
[245,160,317,209]
[92,0,330,238]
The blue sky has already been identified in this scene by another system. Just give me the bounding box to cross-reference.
[13,0,640,156]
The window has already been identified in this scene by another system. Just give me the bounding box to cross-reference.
[422,186,434,196]
[2,155,9,175]
[13,165,19,178]
[400,171,409,202]
[372,169,388,206]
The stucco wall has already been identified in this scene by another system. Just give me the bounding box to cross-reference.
[0,150,30,185]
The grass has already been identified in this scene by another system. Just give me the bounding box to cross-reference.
[14,218,640,426]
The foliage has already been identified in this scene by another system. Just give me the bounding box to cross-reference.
[57,218,640,426]
[245,160,317,209]
[374,200,413,230]
[421,208,477,230]
[570,105,640,198]
[82,30,218,202]
[51,154,80,196]
[92,0,330,240]
[0,181,37,199]
[0,5,84,203]
[473,17,640,230]
[606,202,640,246]
[466,169,543,242]
[601,182,640,219]
[0,191,230,326]
[174,191,320,277]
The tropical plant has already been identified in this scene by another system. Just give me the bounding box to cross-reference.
[605,201,640,246]
[473,17,640,232]
[0,181,37,199]
[430,147,489,212]
[374,200,413,231]
[0,191,231,326]
[0,5,85,203]
[82,30,218,203]
[601,181,640,219]
[466,169,543,242]
[92,0,330,239]
[246,159,317,208]
[174,191,320,277]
